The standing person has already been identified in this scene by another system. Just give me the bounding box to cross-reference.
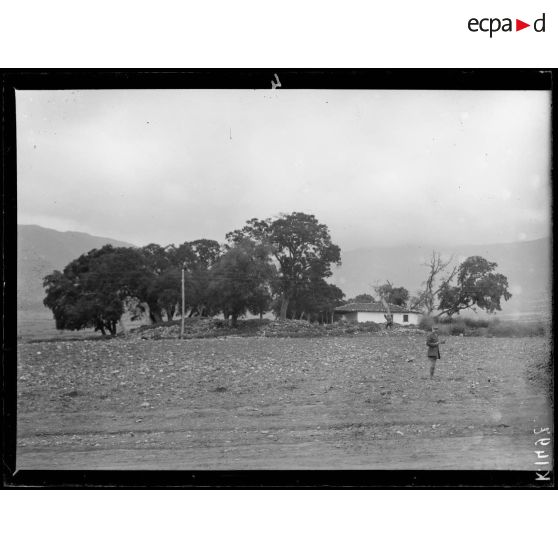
[426,325,445,378]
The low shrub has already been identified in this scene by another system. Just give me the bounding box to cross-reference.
[418,314,547,337]
[487,320,547,337]
[357,322,383,333]
[463,317,490,329]
[467,327,489,337]
[418,315,435,331]
[419,315,464,335]
[448,321,466,336]
[132,314,547,339]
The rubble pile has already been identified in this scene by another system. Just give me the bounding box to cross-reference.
[259,320,425,338]
[132,318,222,340]
[259,319,327,337]
[127,317,424,340]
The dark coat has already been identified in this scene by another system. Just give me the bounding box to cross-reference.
[426,331,441,359]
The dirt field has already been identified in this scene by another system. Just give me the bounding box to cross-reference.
[16,334,552,470]
[17,309,149,342]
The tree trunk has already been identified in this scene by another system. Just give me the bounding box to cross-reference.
[149,309,163,324]
[138,302,150,323]
[142,302,163,324]
[279,296,289,320]
[231,314,238,327]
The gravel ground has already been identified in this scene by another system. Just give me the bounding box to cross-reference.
[16,334,553,470]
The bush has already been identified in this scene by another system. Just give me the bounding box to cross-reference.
[132,314,547,339]
[463,317,490,329]
[448,321,466,336]
[419,314,463,335]
[467,327,489,337]
[418,314,547,337]
[418,315,435,331]
[357,322,383,333]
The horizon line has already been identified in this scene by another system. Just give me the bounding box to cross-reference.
[18,222,550,251]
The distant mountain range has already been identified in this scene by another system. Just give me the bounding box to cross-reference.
[17,224,551,320]
[17,224,135,311]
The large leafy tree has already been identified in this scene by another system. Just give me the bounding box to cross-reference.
[43,245,145,335]
[151,268,182,321]
[226,212,342,319]
[180,239,222,317]
[189,239,222,268]
[374,282,409,307]
[436,256,512,317]
[347,293,376,304]
[279,279,344,323]
[134,244,178,322]
[136,240,223,322]
[314,282,345,323]
[209,240,276,326]
[42,239,225,333]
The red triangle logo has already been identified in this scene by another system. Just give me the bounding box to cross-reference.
[516,19,530,31]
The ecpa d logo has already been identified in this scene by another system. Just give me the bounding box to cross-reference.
[468,13,546,37]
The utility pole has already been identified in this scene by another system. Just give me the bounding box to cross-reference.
[180,266,185,339]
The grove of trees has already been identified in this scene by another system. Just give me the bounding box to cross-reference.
[412,252,512,318]
[208,239,276,326]
[43,239,227,333]
[43,212,346,333]
[43,214,513,335]
[225,212,342,320]
[346,293,375,304]
[373,282,410,307]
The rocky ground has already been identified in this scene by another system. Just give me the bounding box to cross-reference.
[131,317,392,339]
[16,330,552,470]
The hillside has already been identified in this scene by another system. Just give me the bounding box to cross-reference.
[17,225,551,322]
[17,225,135,311]
[330,238,551,320]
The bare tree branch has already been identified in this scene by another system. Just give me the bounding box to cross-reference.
[419,251,455,315]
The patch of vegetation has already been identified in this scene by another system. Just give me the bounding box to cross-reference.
[419,315,548,337]
[486,319,548,338]
[129,317,402,340]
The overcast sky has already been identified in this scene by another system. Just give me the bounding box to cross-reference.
[16,88,551,251]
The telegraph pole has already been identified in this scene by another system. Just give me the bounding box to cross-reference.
[180,265,185,339]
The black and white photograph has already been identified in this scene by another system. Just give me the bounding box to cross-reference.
[6,71,553,485]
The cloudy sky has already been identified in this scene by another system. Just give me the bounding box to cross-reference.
[16,88,551,250]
